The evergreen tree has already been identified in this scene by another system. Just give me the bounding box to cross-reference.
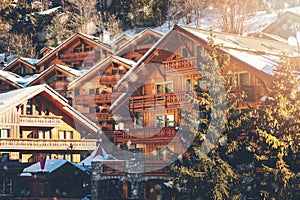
[238,56,300,199]
[170,32,241,200]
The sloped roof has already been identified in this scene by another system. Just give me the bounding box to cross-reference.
[115,28,164,56]
[179,25,292,55]
[80,142,115,166]
[67,56,136,90]
[0,84,100,133]
[26,64,82,86]
[37,32,114,66]
[21,159,88,175]
[0,70,27,88]
[4,57,37,72]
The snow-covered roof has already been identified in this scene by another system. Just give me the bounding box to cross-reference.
[38,6,62,15]
[20,57,39,65]
[20,159,88,176]
[68,56,136,90]
[179,25,292,55]
[116,28,163,52]
[80,143,116,166]
[26,64,82,86]
[225,49,279,75]
[0,70,27,88]
[0,84,100,132]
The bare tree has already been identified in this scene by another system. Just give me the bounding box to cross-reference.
[94,11,123,39]
[182,0,210,28]
[45,13,74,47]
[214,0,260,35]
[70,0,98,34]
[9,33,37,58]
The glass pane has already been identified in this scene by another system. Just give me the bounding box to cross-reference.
[156,115,165,127]
[59,131,65,139]
[66,131,73,139]
[38,130,44,139]
[166,115,175,127]
[45,131,51,139]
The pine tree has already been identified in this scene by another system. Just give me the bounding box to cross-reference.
[170,32,241,200]
[239,56,300,199]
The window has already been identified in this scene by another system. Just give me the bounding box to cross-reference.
[186,79,191,92]
[0,129,9,138]
[59,131,65,139]
[89,89,95,94]
[156,115,165,127]
[134,112,144,129]
[66,131,73,139]
[45,131,51,139]
[26,100,32,115]
[156,82,173,94]
[182,48,189,57]
[59,130,73,139]
[156,114,175,127]
[239,73,250,85]
[65,154,72,162]
[37,130,51,139]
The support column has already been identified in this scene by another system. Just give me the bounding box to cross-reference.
[91,161,103,200]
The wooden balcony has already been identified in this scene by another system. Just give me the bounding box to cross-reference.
[19,115,62,127]
[130,92,190,110]
[60,51,95,62]
[113,127,179,144]
[163,57,197,72]
[96,113,113,121]
[74,94,112,105]
[0,138,98,151]
[99,74,124,85]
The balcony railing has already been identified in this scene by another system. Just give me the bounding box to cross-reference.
[74,94,112,104]
[0,138,98,151]
[60,51,95,61]
[130,92,191,110]
[99,74,124,85]
[163,57,197,72]
[113,127,180,143]
[19,115,62,127]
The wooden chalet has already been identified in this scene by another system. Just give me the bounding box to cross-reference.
[0,84,99,163]
[18,159,91,199]
[115,29,163,62]
[67,56,136,134]
[36,32,114,72]
[27,64,82,99]
[254,11,300,41]
[0,70,26,93]
[88,25,295,199]
[3,57,38,76]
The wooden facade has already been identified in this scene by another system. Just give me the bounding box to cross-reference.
[89,25,293,199]
[115,29,163,61]
[27,64,81,98]
[4,58,37,76]
[68,56,135,133]
[0,70,24,93]
[0,84,99,163]
[36,33,114,72]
